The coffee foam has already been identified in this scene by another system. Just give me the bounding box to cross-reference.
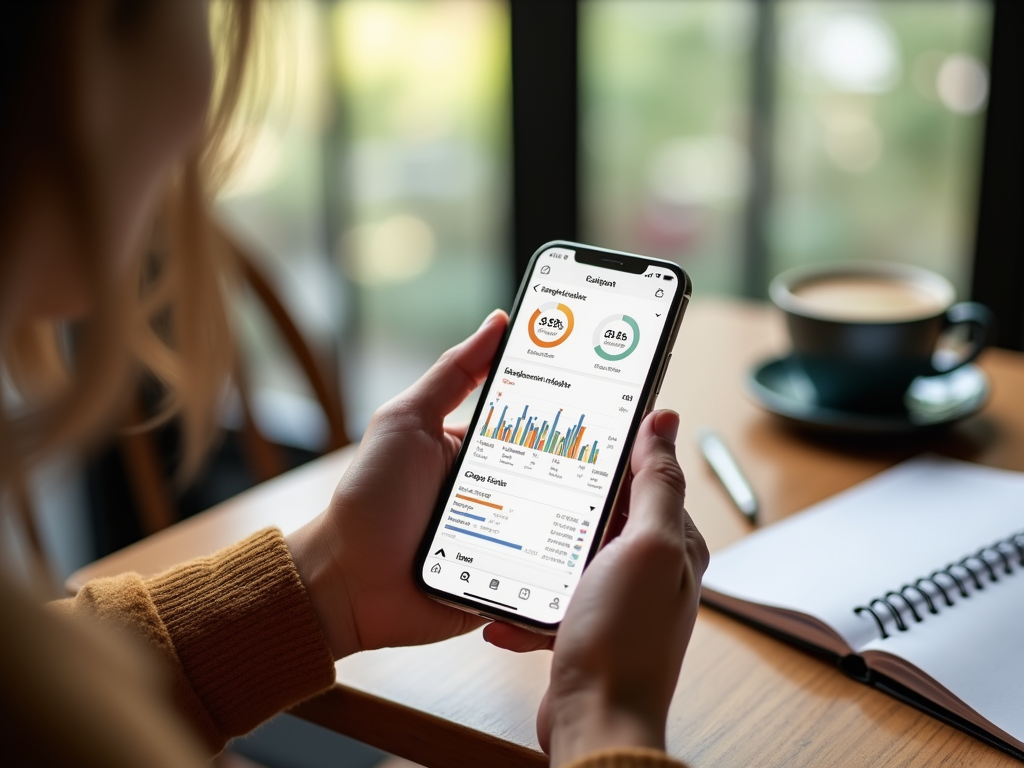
[790,276,948,322]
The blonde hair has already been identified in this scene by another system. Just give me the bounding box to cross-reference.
[1,0,261,498]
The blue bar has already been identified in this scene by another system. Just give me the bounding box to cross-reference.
[549,410,562,452]
[512,404,528,443]
[572,413,584,446]
[444,524,523,550]
[494,404,508,439]
[449,508,486,522]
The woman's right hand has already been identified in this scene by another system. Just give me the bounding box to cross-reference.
[485,410,708,766]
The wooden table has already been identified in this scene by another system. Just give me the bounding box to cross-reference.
[69,300,1024,768]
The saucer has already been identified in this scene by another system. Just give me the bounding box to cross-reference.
[747,357,989,434]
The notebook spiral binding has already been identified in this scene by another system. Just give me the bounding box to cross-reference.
[853,530,1024,639]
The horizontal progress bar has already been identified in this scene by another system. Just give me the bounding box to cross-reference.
[444,524,523,550]
[455,493,503,510]
[449,508,486,522]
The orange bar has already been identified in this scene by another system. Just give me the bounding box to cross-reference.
[455,493,503,510]
[569,426,586,460]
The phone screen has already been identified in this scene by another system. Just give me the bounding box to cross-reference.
[417,243,687,629]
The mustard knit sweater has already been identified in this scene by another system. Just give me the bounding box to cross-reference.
[0,528,688,767]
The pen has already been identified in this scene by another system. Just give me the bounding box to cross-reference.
[697,427,759,525]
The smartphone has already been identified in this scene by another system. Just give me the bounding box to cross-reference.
[414,241,691,632]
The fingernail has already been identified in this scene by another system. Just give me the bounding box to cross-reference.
[653,410,680,444]
[478,308,502,330]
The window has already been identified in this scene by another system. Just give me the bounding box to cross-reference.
[218,0,512,437]
[333,0,512,428]
[772,1,991,295]
[218,0,996,443]
[582,1,754,295]
[580,0,992,301]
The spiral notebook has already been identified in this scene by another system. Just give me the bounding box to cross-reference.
[701,455,1024,760]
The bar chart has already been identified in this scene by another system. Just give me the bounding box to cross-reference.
[479,400,601,464]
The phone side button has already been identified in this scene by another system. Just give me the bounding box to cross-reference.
[654,354,672,396]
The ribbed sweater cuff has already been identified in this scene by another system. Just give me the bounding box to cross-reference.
[564,747,689,768]
[145,528,335,749]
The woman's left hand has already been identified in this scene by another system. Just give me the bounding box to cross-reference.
[287,310,508,659]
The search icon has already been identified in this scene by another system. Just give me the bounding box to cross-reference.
[460,571,470,582]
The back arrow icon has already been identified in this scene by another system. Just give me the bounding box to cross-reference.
[434,548,446,558]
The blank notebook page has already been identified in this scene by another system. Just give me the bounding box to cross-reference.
[860,564,1024,746]
[702,455,1024,652]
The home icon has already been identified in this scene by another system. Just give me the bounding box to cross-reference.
[430,563,441,574]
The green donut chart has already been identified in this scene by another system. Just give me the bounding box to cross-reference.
[593,314,640,361]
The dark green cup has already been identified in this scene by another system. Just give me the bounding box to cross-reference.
[769,262,993,413]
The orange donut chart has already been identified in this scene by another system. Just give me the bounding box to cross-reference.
[528,302,575,348]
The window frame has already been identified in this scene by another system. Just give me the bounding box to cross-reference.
[510,0,1018,347]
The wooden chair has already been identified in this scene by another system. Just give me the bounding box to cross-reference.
[10,232,348,591]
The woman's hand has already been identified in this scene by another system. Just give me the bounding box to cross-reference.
[287,310,508,659]
[485,410,708,766]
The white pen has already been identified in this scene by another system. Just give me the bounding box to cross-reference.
[697,427,759,525]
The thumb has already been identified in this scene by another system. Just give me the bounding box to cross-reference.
[536,688,553,755]
[402,309,508,421]
[622,410,687,543]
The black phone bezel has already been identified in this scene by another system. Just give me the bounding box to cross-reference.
[413,240,691,633]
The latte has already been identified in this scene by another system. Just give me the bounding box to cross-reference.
[790,276,947,322]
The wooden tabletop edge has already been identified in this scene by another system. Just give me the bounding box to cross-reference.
[290,682,547,768]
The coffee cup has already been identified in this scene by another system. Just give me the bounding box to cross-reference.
[768,262,993,413]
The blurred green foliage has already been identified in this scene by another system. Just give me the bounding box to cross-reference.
[583,0,991,299]
[220,0,992,429]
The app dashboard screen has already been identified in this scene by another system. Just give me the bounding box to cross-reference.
[421,247,680,624]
